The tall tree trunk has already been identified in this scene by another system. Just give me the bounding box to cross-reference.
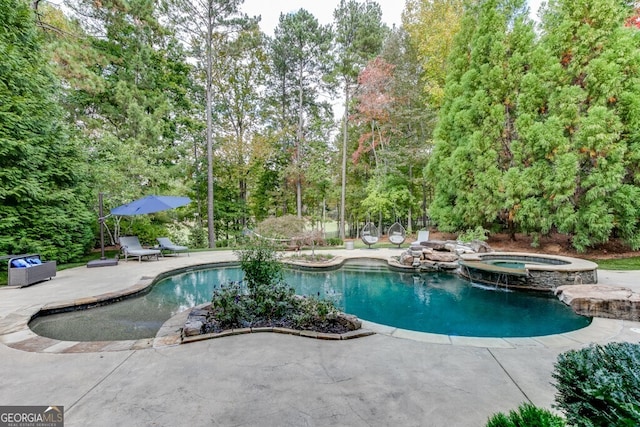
[206,3,216,249]
[422,182,428,227]
[296,66,304,218]
[339,79,349,239]
[239,177,247,228]
[407,165,413,233]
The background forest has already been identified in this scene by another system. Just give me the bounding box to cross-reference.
[2,0,640,263]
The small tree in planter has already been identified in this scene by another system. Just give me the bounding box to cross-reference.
[292,229,325,259]
[235,239,284,289]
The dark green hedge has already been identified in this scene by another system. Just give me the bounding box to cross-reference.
[553,342,640,427]
[486,403,565,427]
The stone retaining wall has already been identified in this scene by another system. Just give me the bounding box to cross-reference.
[528,269,598,290]
[182,303,369,341]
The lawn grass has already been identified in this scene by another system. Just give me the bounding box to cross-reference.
[591,257,640,271]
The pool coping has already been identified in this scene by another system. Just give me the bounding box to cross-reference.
[0,255,633,353]
[459,251,599,272]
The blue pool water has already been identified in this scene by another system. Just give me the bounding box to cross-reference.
[30,260,591,341]
[484,260,527,269]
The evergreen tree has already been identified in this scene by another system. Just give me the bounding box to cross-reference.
[268,9,333,219]
[163,0,253,248]
[427,0,536,235]
[507,0,640,251]
[530,0,640,251]
[0,0,93,262]
[64,0,193,202]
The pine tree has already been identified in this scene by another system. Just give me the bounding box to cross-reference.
[268,9,333,219]
[380,27,435,230]
[159,0,251,248]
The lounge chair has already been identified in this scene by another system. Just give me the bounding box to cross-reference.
[411,229,430,246]
[157,237,189,256]
[119,236,161,262]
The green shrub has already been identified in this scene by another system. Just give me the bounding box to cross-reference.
[234,240,283,290]
[292,297,338,329]
[553,342,640,427]
[486,403,565,427]
[210,282,247,327]
[326,237,343,246]
[458,226,488,242]
[248,282,297,320]
[188,222,207,249]
[255,215,306,239]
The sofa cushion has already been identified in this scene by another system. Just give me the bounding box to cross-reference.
[11,258,29,268]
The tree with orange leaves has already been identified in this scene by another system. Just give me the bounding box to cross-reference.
[351,56,396,166]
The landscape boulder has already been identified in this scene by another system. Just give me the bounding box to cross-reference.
[555,285,640,321]
[424,252,459,263]
[398,239,493,272]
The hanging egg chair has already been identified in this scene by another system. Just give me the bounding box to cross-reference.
[388,222,406,248]
[361,222,379,248]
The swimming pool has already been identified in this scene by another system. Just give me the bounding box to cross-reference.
[29,260,591,341]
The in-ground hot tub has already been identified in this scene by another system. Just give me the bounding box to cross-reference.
[458,252,598,292]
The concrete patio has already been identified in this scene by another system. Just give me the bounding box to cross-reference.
[1,248,639,426]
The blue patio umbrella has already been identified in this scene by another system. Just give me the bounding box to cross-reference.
[111,195,191,216]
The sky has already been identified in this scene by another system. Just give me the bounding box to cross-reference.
[241,0,545,35]
[241,0,404,35]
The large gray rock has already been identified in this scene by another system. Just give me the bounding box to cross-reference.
[424,252,459,263]
[398,239,492,272]
[400,253,414,266]
[419,260,439,271]
[438,261,460,270]
[444,242,458,252]
[421,240,448,251]
[467,240,493,253]
[183,319,204,337]
[327,312,361,331]
[555,285,640,321]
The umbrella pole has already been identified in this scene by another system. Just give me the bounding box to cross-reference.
[87,193,118,267]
